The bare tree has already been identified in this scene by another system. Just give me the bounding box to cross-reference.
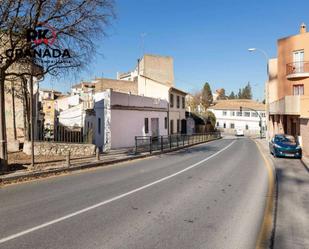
[0,0,115,171]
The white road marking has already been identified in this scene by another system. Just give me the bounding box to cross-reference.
[0,140,236,244]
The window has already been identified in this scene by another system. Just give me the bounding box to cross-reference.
[170,120,174,134]
[293,84,304,95]
[236,111,242,116]
[293,50,304,73]
[177,96,180,108]
[245,124,249,130]
[170,94,174,108]
[164,117,168,129]
[230,111,235,116]
[98,118,101,134]
[223,123,226,128]
[144,118,149,134]
[261,113,266,117]
[223,111,227,116]
[182,97,185,109]
[244,112,250,117]
[252,112,258,117]
[230,123,235,129]
[217,122,219,127]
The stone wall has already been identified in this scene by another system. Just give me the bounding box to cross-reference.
[23,141,96,156]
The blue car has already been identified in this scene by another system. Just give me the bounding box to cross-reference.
[269,134,302,159]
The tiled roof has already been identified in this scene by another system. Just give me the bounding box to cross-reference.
[210,99,265,111]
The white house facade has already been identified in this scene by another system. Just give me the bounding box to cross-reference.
[94,89,168,151]
[117,54,187,135]
[209,99,266,136]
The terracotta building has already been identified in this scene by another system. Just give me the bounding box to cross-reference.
[268,23,309,156]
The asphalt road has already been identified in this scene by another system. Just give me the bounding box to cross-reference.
[0,138,269,249]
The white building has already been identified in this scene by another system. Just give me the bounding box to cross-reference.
[94,89,168,150]
[117,54,187,134]
[55,94,81,112]
[208,99,266,136]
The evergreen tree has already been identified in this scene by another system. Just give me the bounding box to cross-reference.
[229,91,236,99]
[201,82,213,108]
[242,82,252,99]
[238,88,242,99]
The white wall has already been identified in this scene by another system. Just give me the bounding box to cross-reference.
[111,110,167,148]
[94,89,168,150]
[111,90,167,109]
[209,108,266,134]
[58,104,83,127]
[94,91,109,150]
[138,75,170,101]
[55,95,80,112]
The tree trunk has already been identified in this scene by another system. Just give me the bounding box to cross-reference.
[29,73,35,168]
[22,77,30,141]
[0,69,8,172]
[11,81,17,141]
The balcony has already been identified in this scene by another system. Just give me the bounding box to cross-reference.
[269,95,309,118]
[286,61,309,80]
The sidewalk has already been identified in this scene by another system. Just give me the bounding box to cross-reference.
[1,137,221,186]
[1,148,140,185]
[255,139,309,249]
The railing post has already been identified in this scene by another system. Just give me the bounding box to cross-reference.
[161,136,163,152]
[96,147,100,161]
[183,135,185,146]
[135,136,137,154]
[149,137,152,154]
[66,151,71,167]
[169,135,172,149]
[176,134,179,147]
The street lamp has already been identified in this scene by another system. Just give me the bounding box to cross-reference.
[248,48,269,62]
[248,47,270,140]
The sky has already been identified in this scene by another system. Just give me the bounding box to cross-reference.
[41,0,309,101]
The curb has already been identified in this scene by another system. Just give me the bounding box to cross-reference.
[300,158,309,173]
[0,137,222,186]
[253,139,277,249]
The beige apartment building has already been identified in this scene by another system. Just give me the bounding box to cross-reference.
[268,23,309,156]
[118,54,187,135]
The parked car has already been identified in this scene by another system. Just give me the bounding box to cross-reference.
[235,128,244,136]
[269,134,302,159]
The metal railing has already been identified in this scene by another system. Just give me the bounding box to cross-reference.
[37,124,92,143]
[135,132,221,154]
[286,61,309,75]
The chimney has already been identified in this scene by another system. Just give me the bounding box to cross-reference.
[300,22,307,34]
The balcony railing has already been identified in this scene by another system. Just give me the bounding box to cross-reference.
[286,61,309,79]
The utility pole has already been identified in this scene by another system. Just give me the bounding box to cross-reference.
[0,70,8,172]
